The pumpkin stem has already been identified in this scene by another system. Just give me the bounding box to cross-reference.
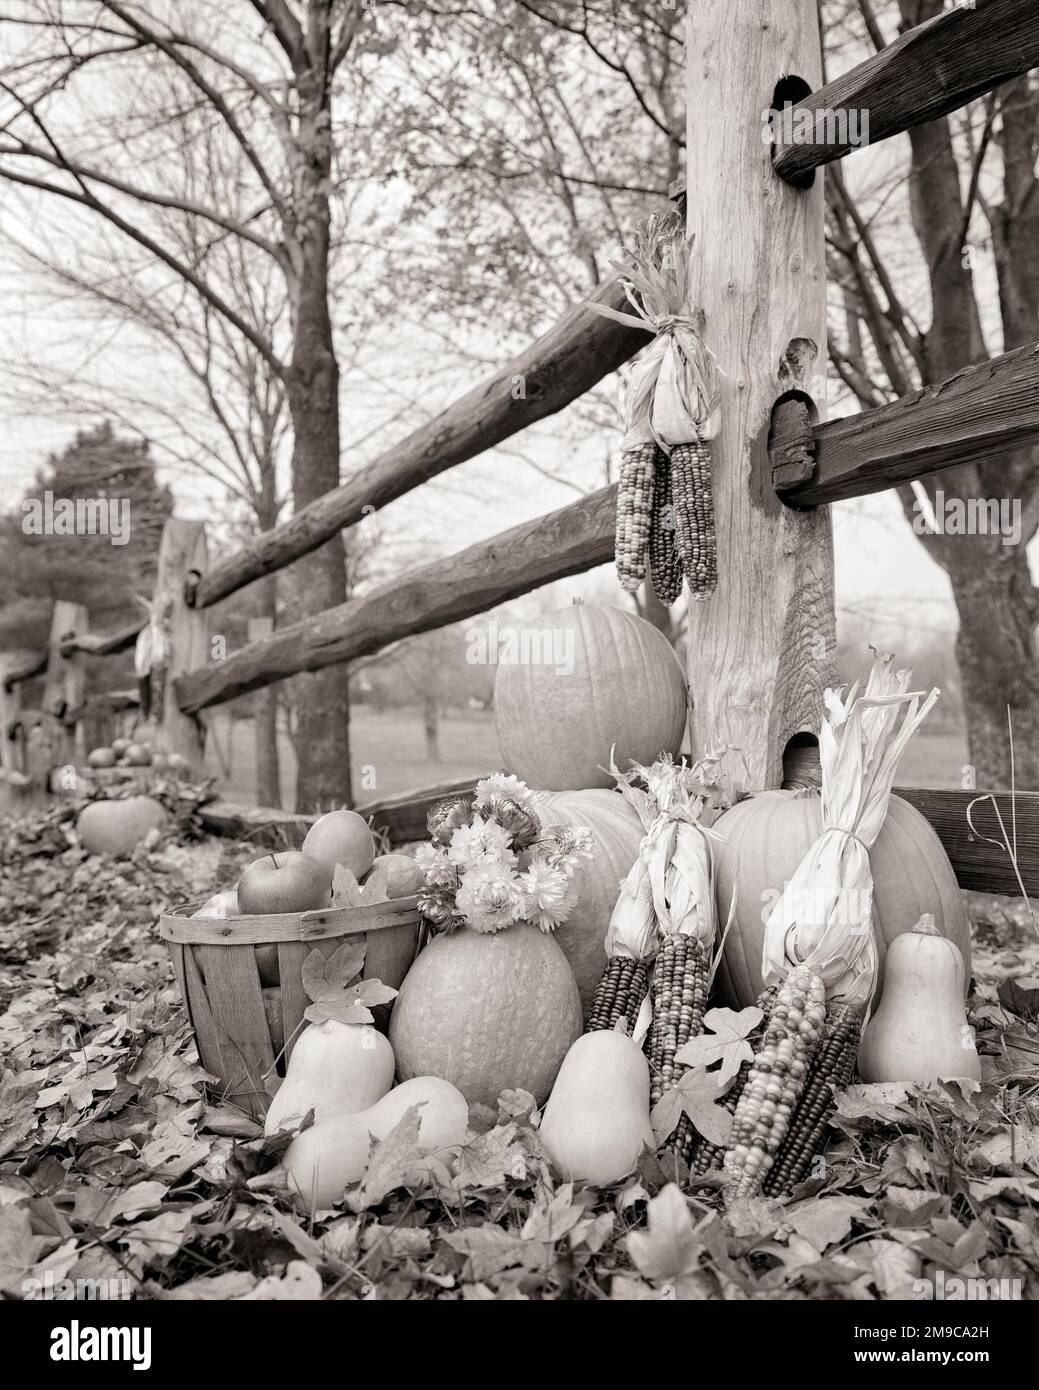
[911,913,940,936]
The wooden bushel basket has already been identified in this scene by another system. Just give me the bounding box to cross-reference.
[159,897,421,1119]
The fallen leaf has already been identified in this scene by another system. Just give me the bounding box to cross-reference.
[625,1183,702,1283]
[241,1260,323,1300]
[674,1006,762,1084]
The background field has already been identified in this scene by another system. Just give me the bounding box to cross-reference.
[201,707,971,809]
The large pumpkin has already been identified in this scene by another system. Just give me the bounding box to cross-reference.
[494,603,687,791]
[713,790,971,1008]
[533,789,645,1015]
[389,922,582,1109]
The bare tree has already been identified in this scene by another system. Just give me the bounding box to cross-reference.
[0,0,381,809]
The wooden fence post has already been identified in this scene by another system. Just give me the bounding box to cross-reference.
[0,656,23,778]
[683,0,836,790]
[152,519,209,774]
[41,601,89,779]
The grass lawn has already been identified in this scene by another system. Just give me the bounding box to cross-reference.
[203,707,971,809]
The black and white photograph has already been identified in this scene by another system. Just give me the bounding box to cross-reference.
[0,0,1036,1343]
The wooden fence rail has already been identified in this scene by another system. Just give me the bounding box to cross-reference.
[772,0,1039,186]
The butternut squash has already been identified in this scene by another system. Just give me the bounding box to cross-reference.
[858,915,980,1085]
[283,1076,469,1209]
[263,1019,395,1136]
[539,1030,654,1185]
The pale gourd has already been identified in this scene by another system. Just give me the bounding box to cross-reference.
[283,1076,469,1210]
[263,1019,395,1136]
[858,916,981,1085]
[539,1030,654,1186]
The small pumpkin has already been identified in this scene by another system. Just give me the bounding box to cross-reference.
[712,789,971,1008]
[76,796,168,857]
[533,789,645,1014]
[283,1076,469,1210]
[539,1030,654,1185]
[493,603,687,791]
[389,921,582,1109]
[858,915,980,1085]
[263,1019,395,1136]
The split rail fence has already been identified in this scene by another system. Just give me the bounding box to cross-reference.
[1,0,1037,900]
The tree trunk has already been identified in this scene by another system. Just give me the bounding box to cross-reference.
[423,692,440,763]
[945,541,1039,789]
[285,28,352,813]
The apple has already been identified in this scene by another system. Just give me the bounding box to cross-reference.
[87,747,116,769]
[191,888,239,920]
[368,852,425,900]
[302,809,376,882]
[124,743,152,767]
[111,738,131,757]
[237,851,331,916]
[166,752,190,778]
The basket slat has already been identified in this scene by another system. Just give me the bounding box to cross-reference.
[195,943,275,1114]
[277,940,309,1067]
[159,896,419,944]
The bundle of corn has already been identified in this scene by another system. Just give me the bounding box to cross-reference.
[722,966,827,1199]
[592,212,723,603]
[603,754,734,1161]
[762,1001,863,1195]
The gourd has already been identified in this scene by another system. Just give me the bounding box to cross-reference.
[858,915,980,1085]
[539,1031,654,1185]
[263,1019,395,1136]
[493,603,687,792]
[712,790,971,1008]
[283,1076,469,1210]
[389,921,582,1109]
[532,789,644,1013]
[75,796,168,857]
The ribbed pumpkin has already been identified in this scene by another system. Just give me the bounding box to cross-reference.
[389,921,582,1109]
[713,790,971,1008]
[533,789,645,1014]
[494,603,687,791]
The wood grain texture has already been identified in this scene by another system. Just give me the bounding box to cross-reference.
[197,799,313,846]
[174,486,617,713]
[894,787,1039,897]
[159,897,420,945]
[154,520,209,772]
[191,277,652,610]
[781,342,1039,505]
[42,601,88,769]
[773,0,1039,186]
[60,617,145,658]
[683,1,836,790]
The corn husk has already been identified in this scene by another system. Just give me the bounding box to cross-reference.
[592,213,722,452]
[761,652,940,1008]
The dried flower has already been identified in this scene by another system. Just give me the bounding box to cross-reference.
[427,796,473,847]
[474,773,537,813]
[484,795,541,850]
[447,815,516,871]
[455,865,525,934]
[518,861,577,933]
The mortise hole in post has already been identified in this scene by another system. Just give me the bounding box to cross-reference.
[782,733,821,789]
[768,76,816,189]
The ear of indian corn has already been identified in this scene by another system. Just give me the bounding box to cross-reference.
[615,443,657,592]
[586,956,650,1034]
[670,439,717,600]
[688,985,778,1176]
[645,934,709,1161]
[648,455,683,605]
[761,1002,862,1196]
[723,966,826,1198]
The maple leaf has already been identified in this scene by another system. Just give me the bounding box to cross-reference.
[625,1183,703,1283]
[347,1108,429,1211]
[301,942,367,1001]
[453,1123,526,1190]
[330,865,364,908]
[651,1067,734,1146]
[301,943,396,1024]
[303,980,398,1027]
[521,1183,585,1243]
[443,1226,528,1282]
[674,1006,761,1083]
